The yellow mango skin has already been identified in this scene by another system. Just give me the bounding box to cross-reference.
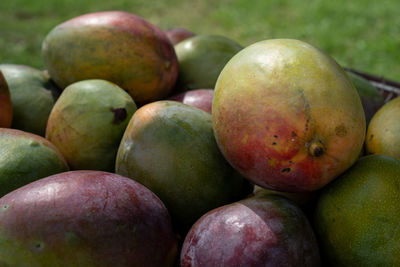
[365,97,400,159]
[0,71,12,128]
[212,39,366,192]
[42,11,178,105]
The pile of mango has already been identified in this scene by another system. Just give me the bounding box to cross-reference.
[0,10,399,266]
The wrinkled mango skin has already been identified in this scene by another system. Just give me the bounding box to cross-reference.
[42,11,178,105]
[212,39,366,192]
[0,171,178,267]
[0,71,12,127]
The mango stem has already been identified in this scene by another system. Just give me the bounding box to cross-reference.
[308,139,325,157]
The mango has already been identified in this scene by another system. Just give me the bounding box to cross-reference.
[42,11,178,105]
[46,79,136,172]
[212,39,366,192]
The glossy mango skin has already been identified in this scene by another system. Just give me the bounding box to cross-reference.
[0,64,59,136]
[167,89,214,113]
[314,155,400,266]
[181,194,320,266]
[0,171,178,267]
[365,97,400,159]
[212,39,366,192]
[0,128,68,197]
[0,71,12,127]
[46,79,137,172]
[115,101,253,233]
[42,11,178,105]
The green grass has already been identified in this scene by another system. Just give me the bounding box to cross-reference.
[1,0,399,80]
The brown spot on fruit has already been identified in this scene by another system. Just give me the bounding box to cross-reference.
[281,168,291,173]
[335,124,347,137]
[272,142,277,145]
[369,134,374,141]
[111,108,127,124]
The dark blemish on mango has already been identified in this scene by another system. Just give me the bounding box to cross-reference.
[308,139,325,157]
[29,141,40,147]
[110,108,127,124]
[273,135,278,138]
[2,204,9,210]
[272,142,277,145]
[369,134,374,141]
[291,131,297,138]
[281,168,291,173]
[335,124,347,137]
[32,241,45,252]
[289,160,293,164]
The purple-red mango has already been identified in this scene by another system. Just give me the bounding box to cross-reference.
[0,170,177,266]
[168,89,213,113]
[165,28,195,45]
[0,71,12,127]
[181,194,320,266]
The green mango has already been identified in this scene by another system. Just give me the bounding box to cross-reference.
[174,35,242,91]
[46,79,136,172]
[115,101,253,233]
[0,64,61,136]
[0,128,68,197]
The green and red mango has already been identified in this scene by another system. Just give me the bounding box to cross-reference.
[212,39,366,192]
[42,11,178,105]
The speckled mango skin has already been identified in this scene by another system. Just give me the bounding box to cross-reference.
[0,128,68,197]
[115,101,253,233]
[0,71,12,127]
[42,11,178,105]
[314,155,400,266]
[365,97,400,159]
[0,171,178,267]
[212,39,366,192]
[180,194,320,266]
[46,79,137,172]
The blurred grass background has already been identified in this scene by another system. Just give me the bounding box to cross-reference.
[0,0,399,80]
